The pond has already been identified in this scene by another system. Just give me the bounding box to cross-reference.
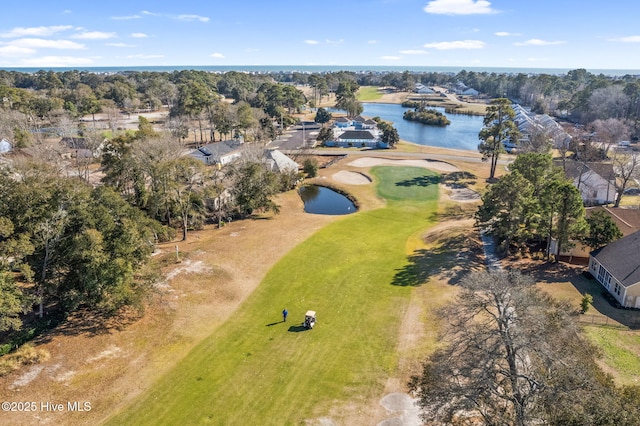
[299,185,356,215]
[330,103,485,151]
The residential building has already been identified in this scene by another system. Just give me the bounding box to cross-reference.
[589,230,640,308]
[190,140,243,166]
[557,159,616,205]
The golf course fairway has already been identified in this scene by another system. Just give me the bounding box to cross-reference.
[107,166,439,425]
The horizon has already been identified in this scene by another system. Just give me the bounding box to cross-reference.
[1,1,640,70]
[1,64,639,78]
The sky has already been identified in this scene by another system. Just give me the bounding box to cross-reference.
[1,0,640,71]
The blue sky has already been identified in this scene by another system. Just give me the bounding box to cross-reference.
[1,0,640,70]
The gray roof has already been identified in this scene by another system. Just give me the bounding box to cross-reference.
[190,140,242,162]
[556,159,615,182]
[337,130,375,140]
[335,117,351,122]
[591,230,640,288]
[352,115,367,122]
[264,149,299,173]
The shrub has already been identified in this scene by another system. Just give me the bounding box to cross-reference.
[581,293,593,313]
[0,344,50,377]
[303,158,319,178]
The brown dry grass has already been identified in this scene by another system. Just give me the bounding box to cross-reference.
[0,148,492,426]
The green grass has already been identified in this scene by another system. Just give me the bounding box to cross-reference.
[356,86,383,101]
[107,166,439,425]
[584,326,640,386]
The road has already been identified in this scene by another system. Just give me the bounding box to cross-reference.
[269,121,321,151]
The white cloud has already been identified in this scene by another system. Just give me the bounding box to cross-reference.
[0,46,36,57]
[131,33,149,38]
[8,38,86,50]
[495,31,521,37]
[400,49,429,54]
[72,31,117,40]
[0,25,73,38]
[111,15,142,20]
[106,43,135,47]
[20,56,94,67]
[424,40,485,50]
[210,52,224,58]
[126,54,165,59]
[325,39,344,45]
[608,35,640,43]
[368,40,378,44]
[514,39,565,46]
[177,14,210,22]
[304,40,319,45]
[424,0,496,15]
[141,10,160,17]
[380,55,401,60]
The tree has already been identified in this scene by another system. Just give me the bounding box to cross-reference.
[580,209,623,250]
[316,127,334,145]
[227,161,280,218]
[314,107,332,127]
[409,270,612,426]
[613,151,640,207]
[0,272,26,333]
[381,126,400,147]
[303,158,318,178]
[475,171,536,253]
[478,98,519,180]
[590,118,630,156]
[168,158,209,241]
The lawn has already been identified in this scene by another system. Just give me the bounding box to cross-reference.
[583,326,640,386]
[356,86,384,101]
[106,166,440,425]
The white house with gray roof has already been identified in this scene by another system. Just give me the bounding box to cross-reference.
[589,230,640,308]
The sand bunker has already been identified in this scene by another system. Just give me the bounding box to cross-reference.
[446,185,481,202]
[348,157,459,172]
[332,170,372,185]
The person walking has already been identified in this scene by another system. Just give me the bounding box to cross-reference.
[282,308,288,322]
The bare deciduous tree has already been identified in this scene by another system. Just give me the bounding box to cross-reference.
[613,151,640,207]
[409,270,607,426]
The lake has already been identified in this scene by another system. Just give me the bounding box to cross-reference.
[359,103,485,151]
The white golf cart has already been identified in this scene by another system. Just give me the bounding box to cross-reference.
[304,310,316,329]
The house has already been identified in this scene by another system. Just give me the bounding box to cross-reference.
[550,206,640,259]
[334,117,351,128]
[263,149,299,173]
[512,104,571,149]
[0,138,12,153]
[589,230,640,308]
[326,130,387,148]
[190,140,243,166]
[557,159,616,205]
[461,88,479,96]
[60,137,98,158]
[414,83,434,94]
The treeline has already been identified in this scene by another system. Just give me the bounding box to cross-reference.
[1,67,639,141]
[274,68,640,139]
[0,120,301,352]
